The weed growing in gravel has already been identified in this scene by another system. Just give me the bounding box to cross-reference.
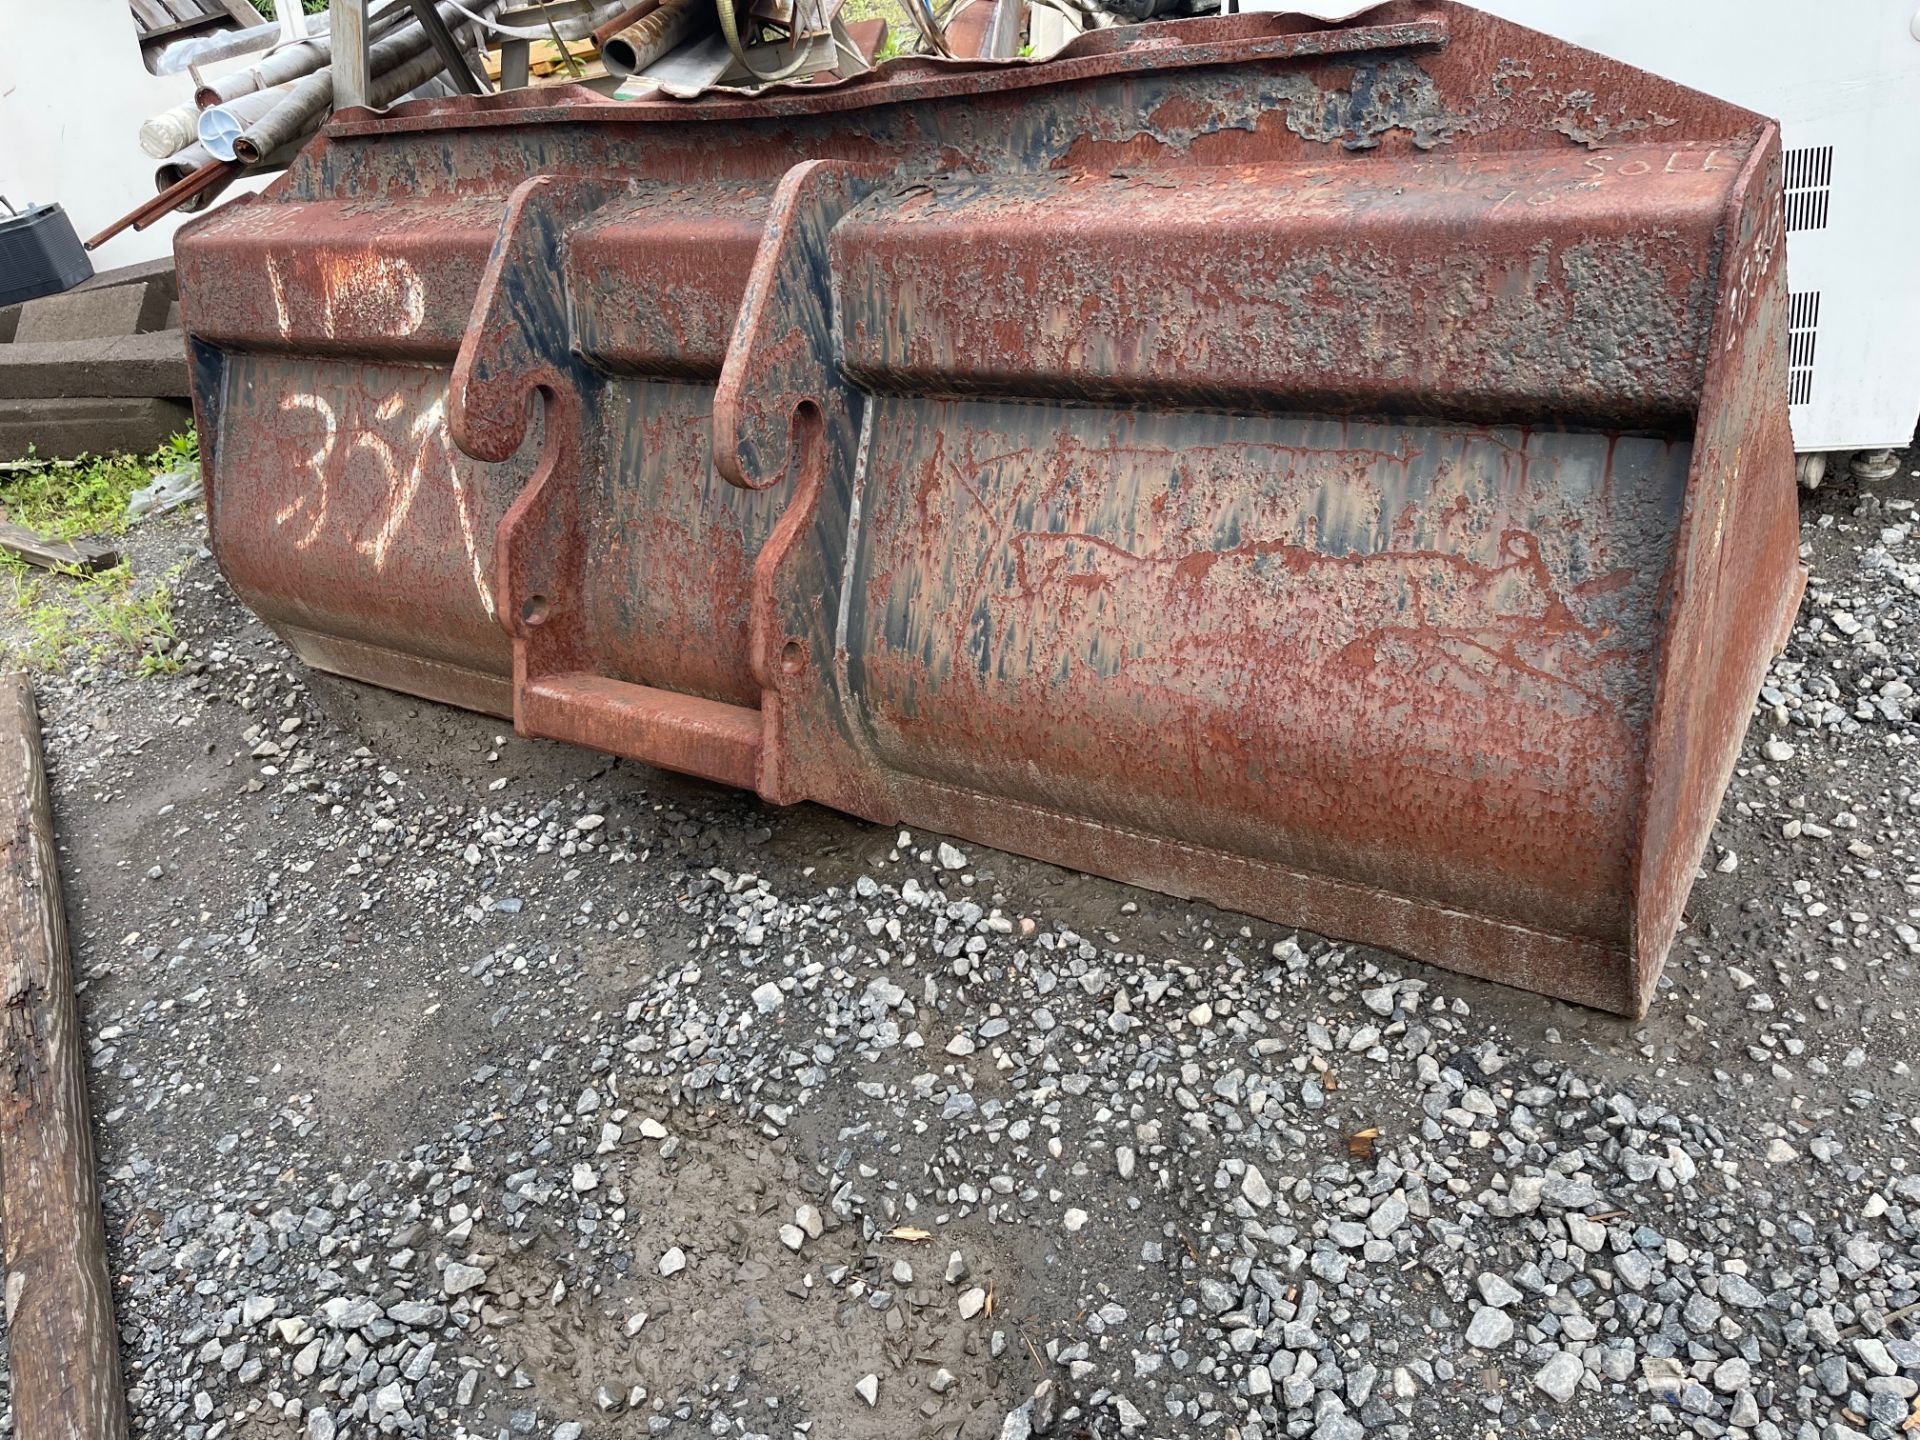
[0,430,197,673]
[0,430,198,539]
[1,558,185,673]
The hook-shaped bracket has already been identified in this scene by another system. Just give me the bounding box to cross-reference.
[451,174,615,657]
[714,160,882,492]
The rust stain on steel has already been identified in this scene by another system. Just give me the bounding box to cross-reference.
[833,150,1728,424]
[174,1,1806,1015]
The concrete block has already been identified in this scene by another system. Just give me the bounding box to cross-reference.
[0,263,178,344]
[0,331,192,400]
[0,396,193,462]
[14,279,170,344]
[71,256,178,304]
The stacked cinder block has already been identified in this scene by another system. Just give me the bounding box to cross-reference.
[0,259,191,461]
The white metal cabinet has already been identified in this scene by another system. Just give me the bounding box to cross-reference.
[1471,0,1920,456]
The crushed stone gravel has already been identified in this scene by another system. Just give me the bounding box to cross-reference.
[0,450,1916,1438]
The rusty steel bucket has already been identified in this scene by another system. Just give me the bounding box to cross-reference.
[175,1,1805,1014]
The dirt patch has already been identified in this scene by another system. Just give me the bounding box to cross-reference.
[466,1105,1027,1439]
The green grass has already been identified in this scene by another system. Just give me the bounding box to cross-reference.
[0,431,198,540]
[0,430,199,674]
[839,0,917,59]
[2,559,186,675]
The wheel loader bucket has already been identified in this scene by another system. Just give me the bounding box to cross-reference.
[176,1,1804,1014]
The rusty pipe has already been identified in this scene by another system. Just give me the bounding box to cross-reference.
[590,0,662,48]
[230,67,342,162]
[600,0,707,76]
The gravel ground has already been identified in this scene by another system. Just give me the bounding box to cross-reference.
[0,437,1917,1440]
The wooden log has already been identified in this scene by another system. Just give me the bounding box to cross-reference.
[0,674,129,1440]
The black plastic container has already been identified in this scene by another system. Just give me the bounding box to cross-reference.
[0,199,93,309]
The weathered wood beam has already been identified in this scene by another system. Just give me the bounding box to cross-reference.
[0,674,129,1440]
[0,524,121,575]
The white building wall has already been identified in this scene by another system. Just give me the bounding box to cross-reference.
[0,0,269,271]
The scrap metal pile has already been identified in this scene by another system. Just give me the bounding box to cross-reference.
[170,0,1807,1015]
[107,0,1068,248]
[106,1,506,246]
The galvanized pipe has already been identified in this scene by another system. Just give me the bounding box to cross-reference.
[195,38,332,108]
[155,133,310,212]
[193,0,416,107]
[601,0,705,76]
[365,17,495,108]
[197,84,298,161]
[230,0,493,164]
[154,143,217,194]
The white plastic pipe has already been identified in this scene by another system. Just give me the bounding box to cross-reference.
[138,100,202,160]
[196,84,297,161]
[151,13,331,75]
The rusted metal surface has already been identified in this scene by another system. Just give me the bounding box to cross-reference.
[175,2,1805,1014]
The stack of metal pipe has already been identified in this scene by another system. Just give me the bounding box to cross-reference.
[131,0,502,219]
